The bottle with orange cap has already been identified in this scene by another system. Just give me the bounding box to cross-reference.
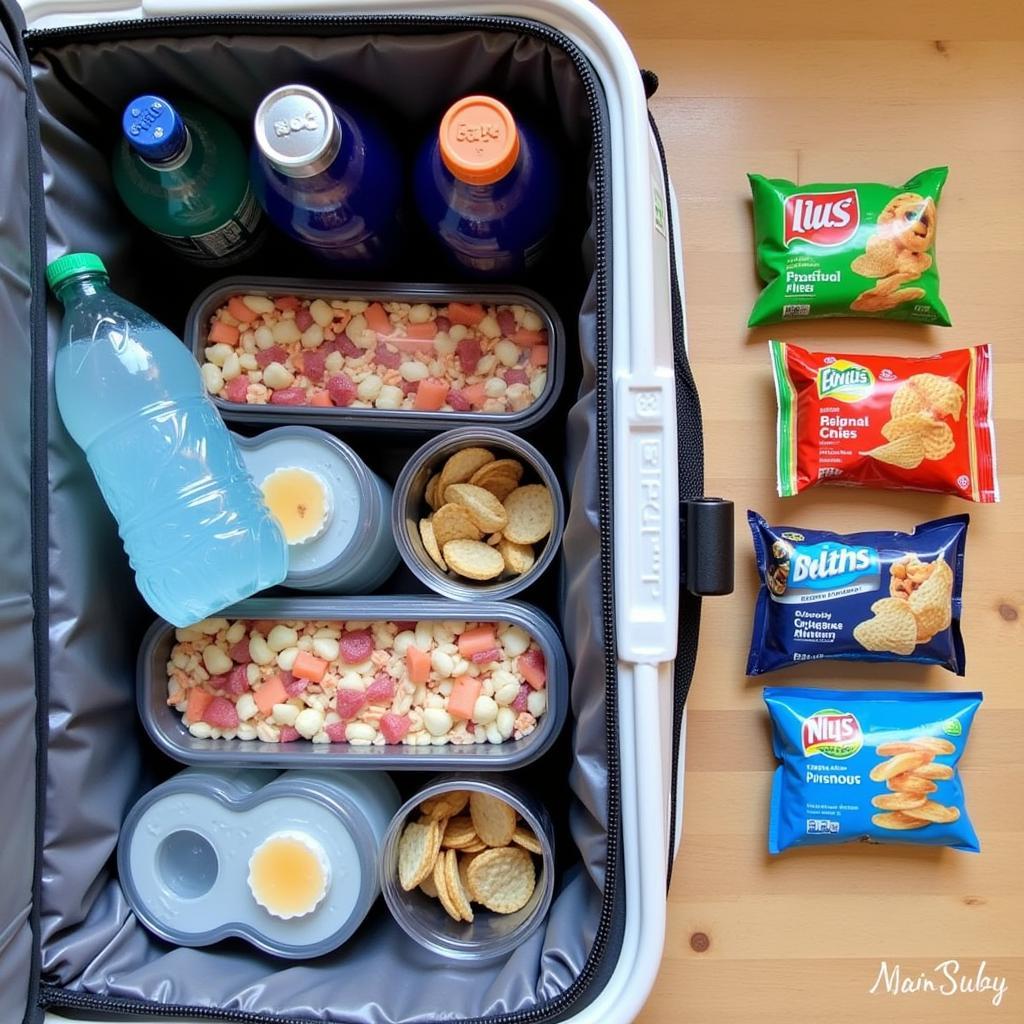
[414,95,559,277]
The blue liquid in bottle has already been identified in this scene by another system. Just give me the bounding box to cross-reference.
[414,95,559,277]
[250,85,401,267]
[48,253,288,627]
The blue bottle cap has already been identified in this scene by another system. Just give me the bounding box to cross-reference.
[122,95,187,163]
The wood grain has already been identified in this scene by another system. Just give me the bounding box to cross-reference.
[591,2,1024,1019]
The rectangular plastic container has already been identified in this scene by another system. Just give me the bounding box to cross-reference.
[185,278,565,431]
[139,596,568,770]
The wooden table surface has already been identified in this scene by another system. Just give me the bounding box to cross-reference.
[592,2,1024,1020]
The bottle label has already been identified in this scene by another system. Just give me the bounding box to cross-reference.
[152,186,265,265]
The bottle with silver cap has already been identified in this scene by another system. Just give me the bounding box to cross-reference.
[112,95,265,266]
[250,85,402,267]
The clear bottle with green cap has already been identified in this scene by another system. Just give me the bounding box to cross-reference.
[112,95,265,266]
[47,253,288,627]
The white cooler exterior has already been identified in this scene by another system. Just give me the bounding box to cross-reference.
[22,1,688,1020]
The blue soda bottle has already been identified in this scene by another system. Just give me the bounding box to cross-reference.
[250,85,401,267]
[414,95,559,276]
[112,95,265,266]
[47,253,288,627]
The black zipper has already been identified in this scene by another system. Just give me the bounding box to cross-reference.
[646,110,705,890]
[27,13,621,1024]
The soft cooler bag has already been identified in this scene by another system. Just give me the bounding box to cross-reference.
[0,0,732,1021]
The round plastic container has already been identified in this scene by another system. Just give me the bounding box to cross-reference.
[392,426,564,600]
[118,767,400,958]
[234,426,399,593]
[380,776,555,960]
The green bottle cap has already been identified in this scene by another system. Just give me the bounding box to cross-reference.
[46,252,107,292]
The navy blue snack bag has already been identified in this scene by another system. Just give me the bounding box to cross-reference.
[765,687,982,853]
[747,511,967,675]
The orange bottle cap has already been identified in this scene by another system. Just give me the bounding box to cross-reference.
[439,95,520,186]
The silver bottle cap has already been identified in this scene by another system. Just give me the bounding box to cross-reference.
[254,85,341,178]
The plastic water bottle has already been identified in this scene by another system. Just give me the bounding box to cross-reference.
[112,95,265,266]
[250,85,401,267]
[414,95,559,276]
[47,253,288,627]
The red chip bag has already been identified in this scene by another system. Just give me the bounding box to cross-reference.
[770,341,998,502]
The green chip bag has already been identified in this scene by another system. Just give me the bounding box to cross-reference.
[748,168,950,327]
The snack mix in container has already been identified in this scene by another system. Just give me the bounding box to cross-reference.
[166,616,551,747]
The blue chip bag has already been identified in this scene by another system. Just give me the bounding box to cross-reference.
[747,511,968,675]
[765,688,982,853]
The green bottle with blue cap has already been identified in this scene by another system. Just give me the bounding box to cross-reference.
[112,95,265,266]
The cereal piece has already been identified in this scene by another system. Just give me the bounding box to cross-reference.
[432,503,483,549]
[861,434,925,470]
[444,848,474,922]
[470,459,524,501]
[911,762,955,780]
[441,815,479,850]
[876,737,956,757]
[425,473,442,510]
[469,792,517,847]
[421,790,470,821]
[398,819,443,891]
[899,800,960,824]
[502,485,554,545]
[498,537,535,576]
[871,792,928,811]
[432,847,463,923]
[419,517,447,571]
[852,598,919,656]
[871,811,930,831]
[443,539,505,581]
[511,825,543,855]
[465,846,536,914]
[886,772,937,796]
[444,483,509,533]
[869,750,933,782]
[438,448,496,495]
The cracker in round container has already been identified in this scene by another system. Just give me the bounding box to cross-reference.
[433,848,463,922]
[419,517,447,570]
[465,846,536,914]
[443,539,504,581]
[425,473,443,510]
[442,815,479,850]
[421,791,469,821]
[511,825,543,855]
[444,483,509,533]
[444,848,474,922]
[439,447,495,495]
[398,819,443,891]
[502,484,555,545]
[469,791,517,847]
[498,537,535,576]
[470,459,524,501]
[432,503,483,549]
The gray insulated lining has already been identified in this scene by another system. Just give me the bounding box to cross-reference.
[0,8,40,1023]
[28,26,609,1022]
